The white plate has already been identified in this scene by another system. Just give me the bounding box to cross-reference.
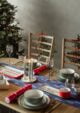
[18,94,50,110]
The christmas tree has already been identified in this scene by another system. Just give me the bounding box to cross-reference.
[0,0,23,58]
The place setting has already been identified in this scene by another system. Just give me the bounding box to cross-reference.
[18,89,50,110]
[56,68,80,99]
[57,68,80,83]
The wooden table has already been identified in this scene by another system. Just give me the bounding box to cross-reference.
[0,57,22,65]
[0,58,80,113]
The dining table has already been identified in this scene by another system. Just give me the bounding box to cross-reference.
[0,57,80,113]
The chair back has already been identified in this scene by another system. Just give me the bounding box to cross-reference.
[27,32,55,65]
[61,38,80,70]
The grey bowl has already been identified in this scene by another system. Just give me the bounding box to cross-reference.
[59,68,75,79]
[24,89,44,104]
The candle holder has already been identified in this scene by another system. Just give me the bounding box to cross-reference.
[21,57,37,83]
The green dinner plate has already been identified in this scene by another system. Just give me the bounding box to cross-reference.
[57,74,66,82]
[57,77,66,83]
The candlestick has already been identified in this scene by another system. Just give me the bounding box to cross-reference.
[22,57,37,83]
[31,58,33,80]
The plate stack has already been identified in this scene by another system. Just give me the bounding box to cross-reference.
[18,89,50,110]
[57,68,80,83]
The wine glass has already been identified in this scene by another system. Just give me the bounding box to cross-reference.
[37,54,42,66]
[6,44,13,64]
[47,58,54,80]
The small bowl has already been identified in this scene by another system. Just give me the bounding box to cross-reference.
[24,89,44,104]
[0,79,10,90]
[59,87,71,99]
[0,79,6,85]
[0,75,4,80]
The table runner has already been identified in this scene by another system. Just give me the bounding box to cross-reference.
[8,75,80,108]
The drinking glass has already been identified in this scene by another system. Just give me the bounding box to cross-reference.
[23,58,34,82]
[6,44,13,64]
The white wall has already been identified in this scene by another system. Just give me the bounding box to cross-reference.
[8,0,80,68]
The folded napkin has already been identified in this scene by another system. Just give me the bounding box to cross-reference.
[5,84,32,103]
[33,65,48,75]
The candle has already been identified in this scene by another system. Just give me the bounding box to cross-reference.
[28,59,31,80]
[31,58,33,79]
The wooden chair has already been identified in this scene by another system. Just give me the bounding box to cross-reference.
[61,38,80,69]
[27,32,55,65]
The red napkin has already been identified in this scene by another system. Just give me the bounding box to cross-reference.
[5,84,32,103]
[33,65,48,75]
